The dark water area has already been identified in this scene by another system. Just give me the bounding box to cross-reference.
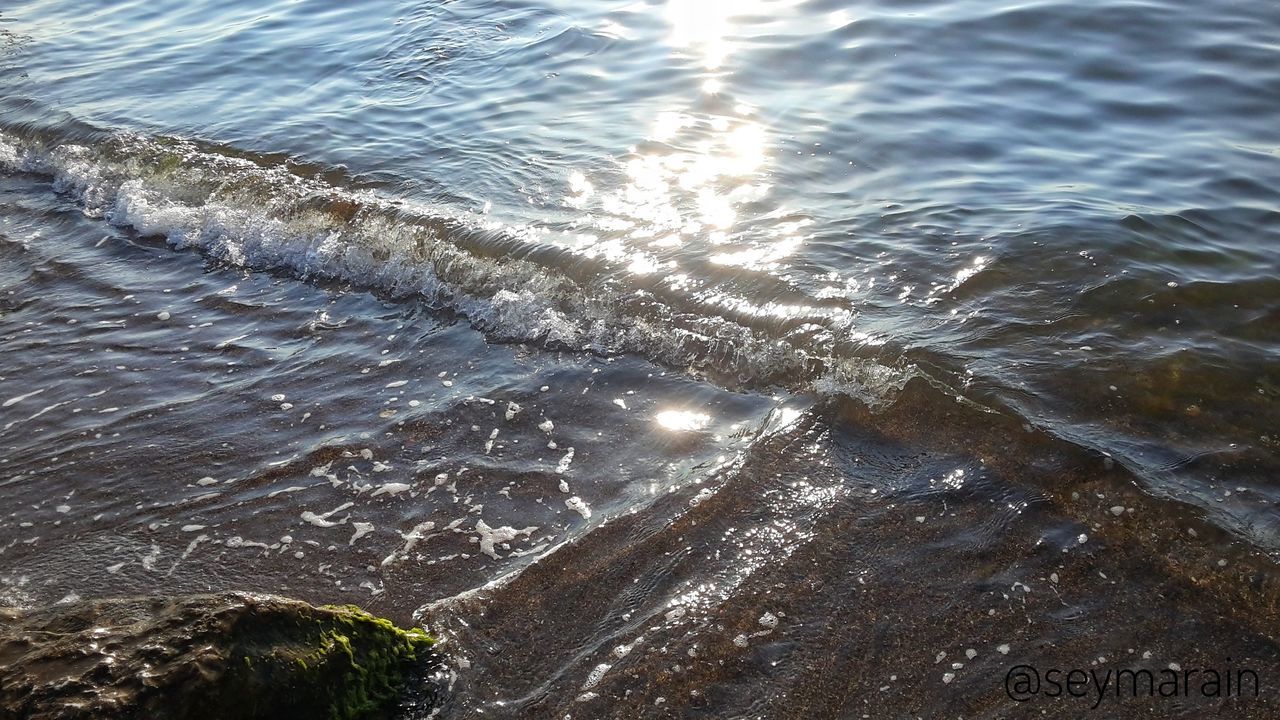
[1,0,1279,717]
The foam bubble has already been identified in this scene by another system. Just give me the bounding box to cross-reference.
[474,520,538,560]
[349,522,375,545]
[566,496,592,520]
[300,501,354,528]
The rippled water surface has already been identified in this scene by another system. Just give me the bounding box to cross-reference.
[2,0,1279,717]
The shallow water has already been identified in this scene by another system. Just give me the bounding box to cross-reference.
[2,0,1279,717]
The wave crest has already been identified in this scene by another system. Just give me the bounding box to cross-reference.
[0,128,914,402]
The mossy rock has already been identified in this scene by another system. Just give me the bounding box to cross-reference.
[0,592,437,720]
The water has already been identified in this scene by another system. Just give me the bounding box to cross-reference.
[1,0,1278,716]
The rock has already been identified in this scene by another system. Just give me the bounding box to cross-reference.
[0,592,436,720]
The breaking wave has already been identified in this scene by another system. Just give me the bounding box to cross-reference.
[0,127,915,404]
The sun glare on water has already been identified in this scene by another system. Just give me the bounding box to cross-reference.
[655,409,714,432]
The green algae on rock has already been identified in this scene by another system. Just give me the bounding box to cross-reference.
[0,592,437,720]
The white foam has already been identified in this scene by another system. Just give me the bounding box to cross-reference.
[474,519,537,560]
[267,486,307,498]
[381,520,436,567]
[565,496,592,519]
[170,534,209,574]
[349,522,375,545]
[581,663,612,691]
[300,501,354,528]
[371,482,412,497]
[555,447,576,474]
[140,544,161,572]
[226,536,270,550]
